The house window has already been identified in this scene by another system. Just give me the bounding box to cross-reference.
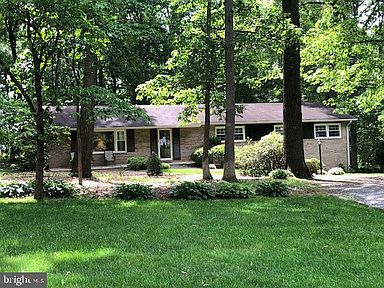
[115,130,126,152]
[314,123,341,139]
[93,130,127,152]
[274,124,284,135]
[93,132,114,151]
[215,126,245,142]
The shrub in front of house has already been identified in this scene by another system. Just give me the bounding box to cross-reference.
[236,132,284,177]
[209,136,222,148]
[161,163,171,170]
[305,158,322,174]
[114,183,154,200]
[210,144,225,168]
[215,182,255,199]
[171,181,214,200]
[147,153,163,176]
[269,169,294,179]
[328,167,345,175]
[254,180,289,197]
[190,147,204,167]
[0,182,34,198]
[126,156,147,171]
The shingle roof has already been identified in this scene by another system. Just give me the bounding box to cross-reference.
[52,103,356,129]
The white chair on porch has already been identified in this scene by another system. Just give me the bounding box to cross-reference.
[104,151,115,166]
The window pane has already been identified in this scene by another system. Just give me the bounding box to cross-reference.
[316,131,327,138]
[216,128,225,141]
[274,126,283,134]
[117,131,125,141]
[328,125,340,137]
[93,132,114,151]
[117,140,125,151]
[234,134,244,140]
[315,126,326,132]
[234,127,244,140]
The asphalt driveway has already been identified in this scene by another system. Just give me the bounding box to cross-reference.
[314,174,384,209]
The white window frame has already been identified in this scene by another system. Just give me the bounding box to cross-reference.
[274,124,284,135]
[215,126,246,142]
[115,130,127,153]
[92,129,127,154]
[158,129,173,160]
[314,123,342,139]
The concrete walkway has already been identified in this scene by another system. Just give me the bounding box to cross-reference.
[313,174,384,209]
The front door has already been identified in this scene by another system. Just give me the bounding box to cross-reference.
[158,129,172,160]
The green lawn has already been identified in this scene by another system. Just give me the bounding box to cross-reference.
[163,168,225,176]
[1,196,384,287]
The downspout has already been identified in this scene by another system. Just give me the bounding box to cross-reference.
[346,120,352,171]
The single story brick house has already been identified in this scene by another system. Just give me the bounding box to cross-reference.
[49,103,356,170]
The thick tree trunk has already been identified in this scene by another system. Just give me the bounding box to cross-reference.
[202,0,213,181]
[282,0,311,179]
[78,52,97,179]
[222,0,237,182]
[34,75,44,200]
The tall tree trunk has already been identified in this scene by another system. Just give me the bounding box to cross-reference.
[282,0,311,179]
[34,74,44,200]
[222,0,237,182]
[202,0,213,181]
[78,52,97,179]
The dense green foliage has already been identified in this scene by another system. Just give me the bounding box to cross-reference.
[254,180,290,197]
[215,182,254,199]
[269,169,294,180]
[305,158,322,174]
[0,182,34,198]
[171,181,214,200]
[147,153,163,176]
[126,157,147,171]
[328,167,345,175]
[113,183,154,200]
[237,133,285,177]
[0,180,76,198]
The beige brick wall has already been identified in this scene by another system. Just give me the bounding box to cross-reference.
[48,141,71,169]
[180,127,205,161]
[303,123,349,169]
[49,129,151,168]
[49,123,350,169]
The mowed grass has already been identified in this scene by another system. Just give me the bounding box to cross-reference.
[1,196,384,287]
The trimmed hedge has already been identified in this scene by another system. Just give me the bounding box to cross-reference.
[127,156,147,171]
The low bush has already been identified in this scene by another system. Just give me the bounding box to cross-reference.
[328,167,345,175]
[161,163,171,170]
[127,156,147,171]
[209,136,221,148]
[254,180,289,197]
[42,180,76,198]
[269,169,294,179]
[171,181,214,200]
[0,182,34,198]
[305,158,321,174]
[236,132,284,177]
[114,183,154,200]
[147,153,162,176]
[190,147,204,167]
[215,182,255,199]
[210,144,225,168]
